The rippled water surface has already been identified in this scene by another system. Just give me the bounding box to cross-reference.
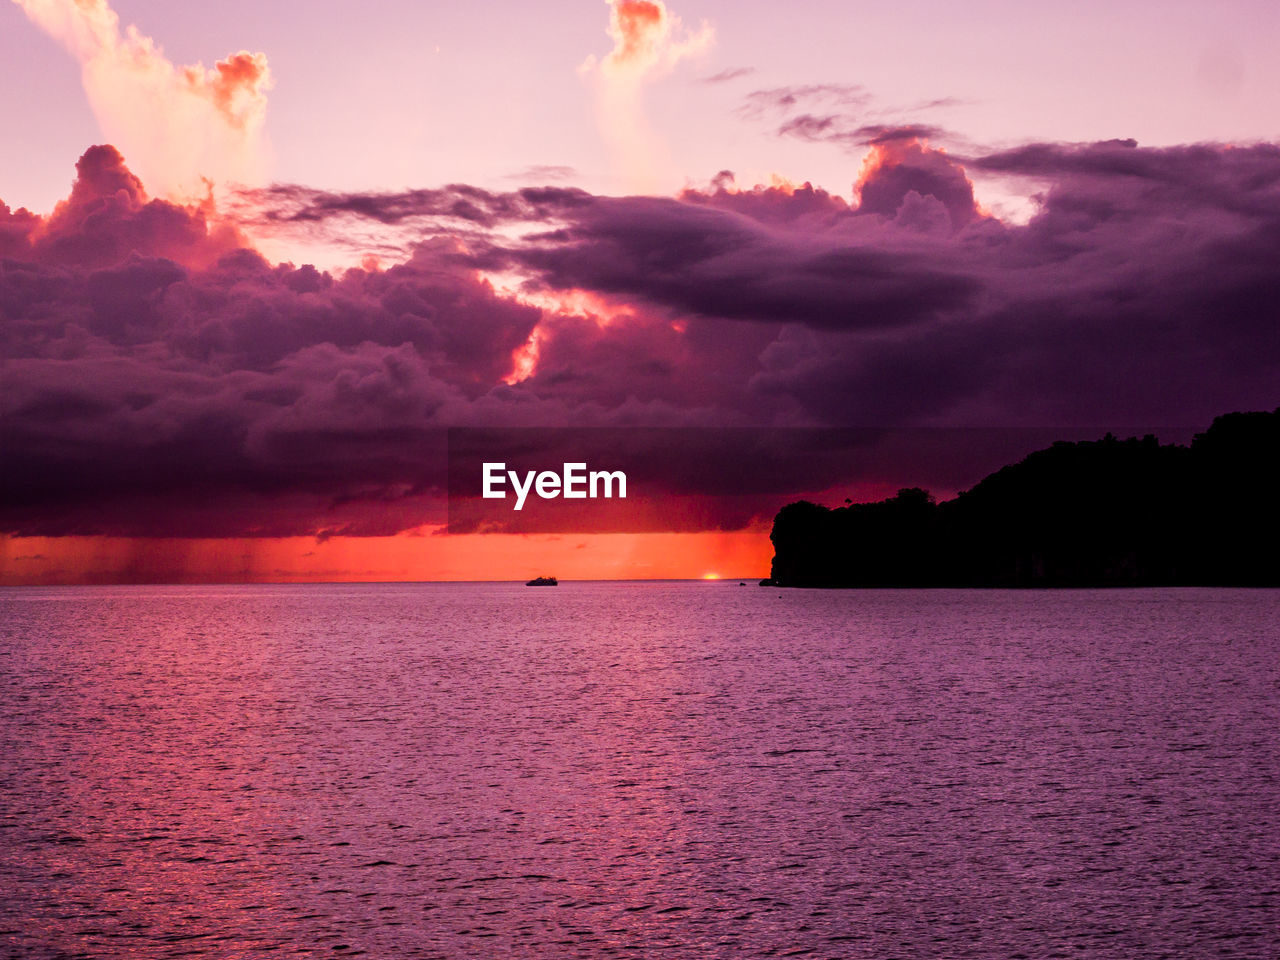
[1,583,1278,958]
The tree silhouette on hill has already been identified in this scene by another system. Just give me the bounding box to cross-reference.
[765,409,1280,587]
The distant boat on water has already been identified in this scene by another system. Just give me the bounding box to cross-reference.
[525,576,558,586]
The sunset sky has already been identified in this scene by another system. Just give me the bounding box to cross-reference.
[3,0,1279,583]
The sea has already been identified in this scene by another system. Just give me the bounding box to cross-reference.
[1,582,1277,958]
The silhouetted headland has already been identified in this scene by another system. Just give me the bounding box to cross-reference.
[764,409,1280,587]
[526,576,559,586]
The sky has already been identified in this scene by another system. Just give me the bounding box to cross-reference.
[4,0,1280,210]
[2,0,1279,583]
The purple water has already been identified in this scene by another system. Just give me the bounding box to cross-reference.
[1,583,1278,958]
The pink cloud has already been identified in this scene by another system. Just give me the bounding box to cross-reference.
[14,0,271,199]
[581,0,713,190]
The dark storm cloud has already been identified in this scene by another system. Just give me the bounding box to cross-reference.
[2,148,544,536]
[234,181,580,229]
[484,191,982,328]
[3,137,1279,538]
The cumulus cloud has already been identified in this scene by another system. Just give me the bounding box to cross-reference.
[7,144,243,267]
[581,0,713,189]
[14,0,271,199]
[3,139,1279,540]
[852,134,980,227]
[479,137,1278,426]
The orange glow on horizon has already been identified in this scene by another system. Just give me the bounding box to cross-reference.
[0,528,773,586]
